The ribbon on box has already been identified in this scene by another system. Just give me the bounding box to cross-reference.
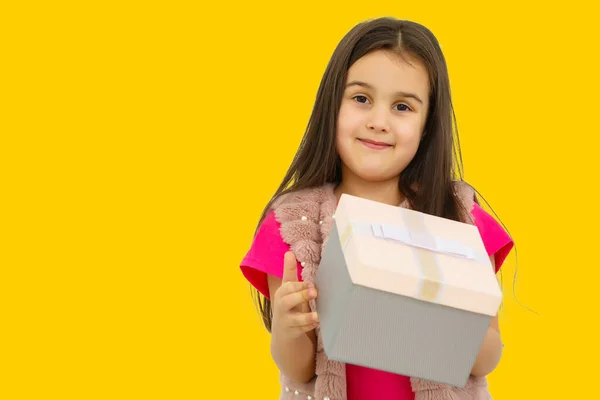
[341,210,484,302]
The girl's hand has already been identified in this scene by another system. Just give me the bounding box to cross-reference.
[271,251,319,341]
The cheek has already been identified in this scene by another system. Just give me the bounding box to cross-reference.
[393,118,424,148]
[337,102,363,139]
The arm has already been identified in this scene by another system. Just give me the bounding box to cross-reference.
[240,213,318,383]
[268,274,317,383]
[470,255,503,377]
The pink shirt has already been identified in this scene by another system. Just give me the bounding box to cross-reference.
[240,202,513,400]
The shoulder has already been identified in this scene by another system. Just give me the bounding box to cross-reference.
[255,210,283,241]
[270,184,335,226]
[470,202,514,274]
[451,180,514,273]
[270,184,332,210]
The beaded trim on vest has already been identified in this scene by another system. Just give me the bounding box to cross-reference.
[270,182,492,400]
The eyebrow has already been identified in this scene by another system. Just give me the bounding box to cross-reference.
[345,80,424,104]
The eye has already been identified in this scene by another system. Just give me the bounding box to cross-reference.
[352,95,369,104]
[394,103,412,112]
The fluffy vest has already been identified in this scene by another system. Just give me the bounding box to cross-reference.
[270,182,492,400]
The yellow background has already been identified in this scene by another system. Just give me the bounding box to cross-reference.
[2,1,598,398]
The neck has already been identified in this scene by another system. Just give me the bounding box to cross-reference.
[334,174,404,206]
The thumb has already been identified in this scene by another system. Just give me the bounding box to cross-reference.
[282,251,299,283]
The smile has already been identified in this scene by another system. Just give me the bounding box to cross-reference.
[358,138,393,150]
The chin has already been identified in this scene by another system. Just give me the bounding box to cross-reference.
[354,168,399,183]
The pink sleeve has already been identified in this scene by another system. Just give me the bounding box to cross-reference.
[471,203,514,274]
[240,211,303,299]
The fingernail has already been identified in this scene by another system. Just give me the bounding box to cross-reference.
[312,313,319,322]
[308,289,316,298]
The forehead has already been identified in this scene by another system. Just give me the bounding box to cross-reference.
[346,50,429,97]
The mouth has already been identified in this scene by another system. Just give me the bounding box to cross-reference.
[357,138,393,150]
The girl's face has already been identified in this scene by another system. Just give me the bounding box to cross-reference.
[336,49,430,184]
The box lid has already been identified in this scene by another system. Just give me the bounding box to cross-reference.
[333,194,502,316]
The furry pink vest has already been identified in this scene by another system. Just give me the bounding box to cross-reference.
[270,182,492,400]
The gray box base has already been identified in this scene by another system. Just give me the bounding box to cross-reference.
[315,222,491,388]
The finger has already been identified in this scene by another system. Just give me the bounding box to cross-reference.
[281,251,299,283]
[299,299,312,314]
[288,311,319,327]
[293,321,320,334]
[280,287,317,311]
[275,281,308,299]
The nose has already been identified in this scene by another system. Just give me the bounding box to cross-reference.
[366,107,390,133]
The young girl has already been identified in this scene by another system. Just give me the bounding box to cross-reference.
[240,17,514,400]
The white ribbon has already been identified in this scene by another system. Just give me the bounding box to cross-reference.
[348,221,481,262]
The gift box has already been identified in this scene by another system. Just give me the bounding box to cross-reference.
[314,194,502,388]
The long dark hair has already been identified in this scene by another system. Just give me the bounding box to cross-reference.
[253,17,506,331]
